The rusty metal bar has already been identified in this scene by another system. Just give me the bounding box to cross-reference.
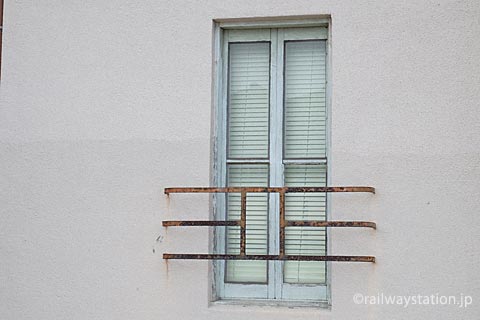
[164,186,375,194]
[279,191,286,258]
[287,220,376,229]
[163,253,375,262]
[240,191,247,256]
[163,220,240,227]
[162,220,376,229]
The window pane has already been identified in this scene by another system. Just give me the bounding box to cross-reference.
[284,164,327,284]
[228,42,270,159]
[284,41,327,159]
[225,164,269,283]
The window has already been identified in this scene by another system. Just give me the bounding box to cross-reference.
[213,21,330,302]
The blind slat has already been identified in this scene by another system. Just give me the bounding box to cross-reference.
[284,164,327,284]
[228,42,270,159]
[284,41,327,159]
[225,164,269,283]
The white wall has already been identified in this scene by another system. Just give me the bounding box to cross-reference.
[1,1,479,319]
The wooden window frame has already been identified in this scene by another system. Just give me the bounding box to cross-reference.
[211,17,332,306]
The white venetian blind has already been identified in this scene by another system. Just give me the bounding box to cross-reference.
[228,42,270,159]
[284,164,327,284]
[284,40,327,159]
[225,164,269,283]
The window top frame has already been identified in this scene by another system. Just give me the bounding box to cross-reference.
[215,16,330,30]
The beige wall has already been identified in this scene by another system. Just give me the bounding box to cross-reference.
[1,0,479,319]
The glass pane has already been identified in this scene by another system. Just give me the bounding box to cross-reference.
[228,42,270,159]
[225,164,269,283]
[284,41,327,159]
[283,164,327,284]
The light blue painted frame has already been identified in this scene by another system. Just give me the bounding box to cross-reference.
[210,17,332,306]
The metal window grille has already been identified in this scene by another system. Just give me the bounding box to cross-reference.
[163,186,376,263]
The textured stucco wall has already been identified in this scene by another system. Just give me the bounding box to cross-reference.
[1,1,480,319]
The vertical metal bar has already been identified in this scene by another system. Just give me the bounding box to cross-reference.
[279,191,286,258]
[240,191,247,256]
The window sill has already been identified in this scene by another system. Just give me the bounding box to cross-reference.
[209,298,331,310]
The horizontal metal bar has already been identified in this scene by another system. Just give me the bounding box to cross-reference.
[162,220,240,227]
[164,186,375,194]
[163,220,376,229]
[163,253,375,262]
[287,220,376,229]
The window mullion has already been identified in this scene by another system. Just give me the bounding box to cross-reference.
[272,28,285,299]
[267,28,278,300]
